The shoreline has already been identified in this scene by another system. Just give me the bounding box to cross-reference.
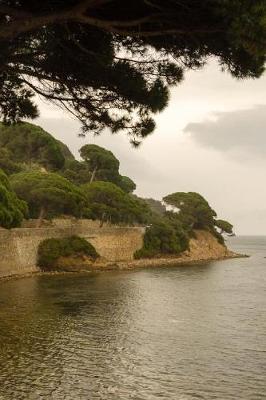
[0,252,247,283]
[114,251,247,270]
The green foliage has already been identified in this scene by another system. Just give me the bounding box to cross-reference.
[135,216,188,259]
[11,171,90,220]
[0,169,28,228]
[136,190,234,259]
[0,122,66,171]
[0,148,22,175]
[80,144,120,183]
[215,219,234,235]
[163,192,217,230]
[63,146,136,193]
[118,176,136,193]
[62,159,92,185]
[37,236,99,270]
[143,198,166,216]
[0,1,265,141]
[82,181,149,225]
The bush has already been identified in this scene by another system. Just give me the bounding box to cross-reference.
[37,236,99,270]
[134,219,188,259]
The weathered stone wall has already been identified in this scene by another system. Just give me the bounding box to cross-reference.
[0,220,145,278]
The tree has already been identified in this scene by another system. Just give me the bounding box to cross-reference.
[62,159,92,185]
[143,198,166,216]
[0,148,22,175]
[215,219,234,235]
[0,168,27,228]
[11,171,90,225]
[163,192,217,230]
[0,122,66,171]
[118,176,136,194]
[135,213,189,259]
[0,1,265,143]
[82,181,149,225]
[63,147,136,192]
[79,144,120,183]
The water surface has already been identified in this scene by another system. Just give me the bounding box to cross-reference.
[0,236,265,399]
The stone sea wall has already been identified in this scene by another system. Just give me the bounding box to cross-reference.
[0,220,145,278]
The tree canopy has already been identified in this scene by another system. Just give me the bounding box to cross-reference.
[74,144,136,192]
[0,148,22,175]
[0,122,67,171]
[143,198,166,216]
[163,192,217,230]
[79,144,120,183]
[118,176,136,194]
[82,181,149,225]
[215,219,234,235]
[11,171,90,222]
[0,1,265,143]
[0,168,27,228]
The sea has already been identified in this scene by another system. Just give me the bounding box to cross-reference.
[0,236,265,399]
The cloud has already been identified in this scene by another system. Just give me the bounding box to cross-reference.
[184,105,266,160]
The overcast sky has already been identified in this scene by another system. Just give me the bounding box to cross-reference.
[36,61,266,235]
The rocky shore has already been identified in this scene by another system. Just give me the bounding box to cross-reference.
[0,230,246,281]
[102,230,245,271]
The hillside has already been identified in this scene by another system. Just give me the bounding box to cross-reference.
[0,122,75,172]
[118,230,238,269]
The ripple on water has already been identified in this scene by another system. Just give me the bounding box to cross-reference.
[0,237,266,399]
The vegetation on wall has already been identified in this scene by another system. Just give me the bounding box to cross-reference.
[37,236,99,270]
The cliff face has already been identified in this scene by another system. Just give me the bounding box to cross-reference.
[182,229,234,262]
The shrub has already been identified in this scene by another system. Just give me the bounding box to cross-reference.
[134,219,188,259]
[37,236,99,270]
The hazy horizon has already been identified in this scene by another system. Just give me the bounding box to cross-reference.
[35,61,266,236]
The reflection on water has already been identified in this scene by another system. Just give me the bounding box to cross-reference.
[0,237,266,399]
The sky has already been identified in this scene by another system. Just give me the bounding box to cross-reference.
[36,61,266,235]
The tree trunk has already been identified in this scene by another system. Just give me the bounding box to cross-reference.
[90,166,97,183]
[36,206,45,228]
[100,212,106,227]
